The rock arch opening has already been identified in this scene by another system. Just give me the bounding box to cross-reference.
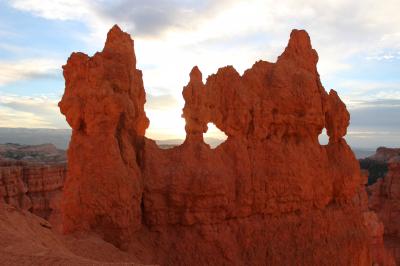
[144,94,186,149]
[318,128,329,145]
[203,123,228,148]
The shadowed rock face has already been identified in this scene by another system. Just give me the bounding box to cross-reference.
[368,152,400,264]
[59,25,393,265]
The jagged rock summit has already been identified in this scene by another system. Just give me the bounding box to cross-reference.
[58,25,393,265]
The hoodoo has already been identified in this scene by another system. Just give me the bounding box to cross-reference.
[59,25,393,265]
[59,25,148,247]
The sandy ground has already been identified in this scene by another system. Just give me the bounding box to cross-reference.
[0,203,150,265]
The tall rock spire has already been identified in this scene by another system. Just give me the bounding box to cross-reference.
[59,25,148,248]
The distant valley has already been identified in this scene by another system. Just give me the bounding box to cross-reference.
[0,127,379,159]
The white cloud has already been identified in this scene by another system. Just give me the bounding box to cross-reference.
[5,0,400,144]
[8,0,400,82]
[333,80,400,108]
[0,58,61,86]
[0,43,27,54]
[10,0,92,20]
[9,0,110,46]
[0,93,68,128]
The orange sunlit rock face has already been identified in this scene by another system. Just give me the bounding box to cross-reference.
[59,25,148,248]
[59,25,393,264]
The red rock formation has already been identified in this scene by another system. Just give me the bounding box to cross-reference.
[363,211,395,265]
[59,25,392,264]
[23,164,66,227]
[352,170,396,265]
[0,161,31,210]
[368,157,400,263]
[370,147,400,162]
[59,25,149,248]
[0,160,66,223]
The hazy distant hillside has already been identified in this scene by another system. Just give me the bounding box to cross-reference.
[0,143,66,163]
[156,137,224,148]
[0,128,377,158]
[0,128,71,149]
[157,139,376,157]
[352,148,376,159]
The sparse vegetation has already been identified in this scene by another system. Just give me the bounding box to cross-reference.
[359,158,388,185]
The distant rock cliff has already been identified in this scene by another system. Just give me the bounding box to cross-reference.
[0,144,66,225]
[0,143,66,163]
[367,148,400,263]
[0,128,71,149]
[360,147,400,185]
[58,25,393,265]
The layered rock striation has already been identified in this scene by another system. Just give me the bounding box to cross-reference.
[59,25,393,265]
[0,160,66,222]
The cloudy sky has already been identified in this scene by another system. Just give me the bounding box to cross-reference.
[0,0,399,148]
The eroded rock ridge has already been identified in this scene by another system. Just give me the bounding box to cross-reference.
[59,25,393,265]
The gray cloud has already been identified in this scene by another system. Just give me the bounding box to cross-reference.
[2,100,55,116]
[20,69,61,80]
[93,0,233,36]
[4,0,400,147]
[346,129,400,149]
[0,95,68,128]
[349,99,400,130]
[344,99,400,148]
[353,99,400,107]
[0,59,62,86]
